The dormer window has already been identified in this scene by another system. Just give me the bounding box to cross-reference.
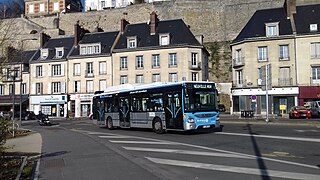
[40,49,48,60]
[40,3,45,12]
[79,43,101,55]
[310,24,318,32]
[56,47,64,59]
[127,37,137,48]
[266,22,279,37]
[159,33,170,46]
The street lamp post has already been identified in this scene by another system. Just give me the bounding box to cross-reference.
[10,69,17,137]
[19,38,37,125]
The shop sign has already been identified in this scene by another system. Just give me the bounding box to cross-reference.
[31,95,67,104]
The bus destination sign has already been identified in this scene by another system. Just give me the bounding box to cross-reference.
[193,84,213,89]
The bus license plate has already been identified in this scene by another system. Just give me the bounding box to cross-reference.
[203,125,210,128]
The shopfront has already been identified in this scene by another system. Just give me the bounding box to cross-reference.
[71,94,93,118]
[299,86,320,105]
[30,95,68,117]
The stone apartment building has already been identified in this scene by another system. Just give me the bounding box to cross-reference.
[230,0,320,116]
[12,12,207,118]
[25,0,82,16]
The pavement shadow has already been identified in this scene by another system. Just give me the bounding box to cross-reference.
[247,124,270,180]
[41,151,70,159]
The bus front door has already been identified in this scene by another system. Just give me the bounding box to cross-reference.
[164,92,183,129]
[119,97,130,127]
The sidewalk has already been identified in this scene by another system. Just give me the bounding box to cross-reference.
[5,132,42,155]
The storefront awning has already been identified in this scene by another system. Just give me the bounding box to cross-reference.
[0,95,29,106]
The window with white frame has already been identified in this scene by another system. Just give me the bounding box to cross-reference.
[152,54,160,68]
[120,75,128,84]
[56,48,64,59]
[0,85,4,95]
[54,2,59,11]
[169,73,177,82]
[136,75,144,83]
[29,4,34,13]
[40,3,45,12]
[9,84,13,94]
[21,83,26,94]
[99,62,107,75]
[86,62,93,76]
[52,82,61,93]
[311,42,320,59]
[120,57,128,70]
[99,80,107,91]
[136,56,144,69]
[266,22,279,37]
[86,80,94,93]
[191,72,198,81]
[236,70,243,85]
[257,68,263,86]
[312,67,320,83]
[235,49,242,62]
[101,1,106,8]
[79,44,101,55]
[191,53,197,67]
[258,46,268,61]
[74,81,80,93]
[152,74,161,82]
[279,45,289,60]
[52,65,61,76]
[36,66,43,77]
[36,83,42,94]
[169,53,177,67]
[159,34,169,46]
[74,63,81,76]
[127,37,136,48]
[41,49,48,60]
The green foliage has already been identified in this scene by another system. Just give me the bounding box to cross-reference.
[0,117,8,153]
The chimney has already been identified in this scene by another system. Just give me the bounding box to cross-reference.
[40,32,50,48]
[120,18,129,34]
[284,0,296,19]
[150,11,158,35]
[74,21,81,46]
[6,46,16,58]
[195,35,204,45]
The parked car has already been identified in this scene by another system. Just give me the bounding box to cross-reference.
[304,101,320,118]
[289,106,311,119]
[14,111,37,120]
[218,104,226,112]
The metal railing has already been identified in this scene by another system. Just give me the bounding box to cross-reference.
[85,70,94,78]
[278,78,293,86]
[189,62,202,70]
[232,57,245,67]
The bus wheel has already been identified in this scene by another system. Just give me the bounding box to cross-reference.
[107,117,114,130]
[153,118,165,134]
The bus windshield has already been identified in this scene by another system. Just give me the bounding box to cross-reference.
[184,88,218,112]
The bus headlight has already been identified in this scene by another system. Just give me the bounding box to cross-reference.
[188,117,195,123]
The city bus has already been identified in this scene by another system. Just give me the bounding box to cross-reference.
[92,81,221,133]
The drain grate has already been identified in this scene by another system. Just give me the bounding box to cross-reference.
[43,158,65,168]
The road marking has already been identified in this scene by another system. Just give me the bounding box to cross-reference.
[99,135,134,139]
[216,132,320,143]
[109,140,178,145]
[295,130,319,132]
[123,147,253,159]
[146,157,320,180]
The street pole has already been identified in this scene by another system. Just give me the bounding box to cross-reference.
[266,65,269,123]
[20,63,22,124]
[11,70,16,137]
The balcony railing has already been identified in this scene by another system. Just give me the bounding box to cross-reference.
[189,62,202,70]
[232,79,247,88]
[85,70,94,78]
[233,57,245,68]
[310,78,320,86]
[278,78,293,86]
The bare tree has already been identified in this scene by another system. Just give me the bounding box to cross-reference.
[0,0,24,19]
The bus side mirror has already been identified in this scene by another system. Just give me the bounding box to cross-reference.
[216,90,220,103]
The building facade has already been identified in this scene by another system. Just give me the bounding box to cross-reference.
[231,0,320,115]
[25,0,82,16]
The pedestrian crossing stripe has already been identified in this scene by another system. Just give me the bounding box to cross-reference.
[146,157,320,180]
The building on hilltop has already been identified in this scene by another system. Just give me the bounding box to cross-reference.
[25,0,82,17]
[230,0,320,117]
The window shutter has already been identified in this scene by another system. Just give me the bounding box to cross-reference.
[48,83,51,94]
[61,64,65,76]
[311,43,316,57]
[48,65,51,77]
[61,82,65,93]
[32,84,36,94]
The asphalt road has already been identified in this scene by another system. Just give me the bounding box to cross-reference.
[24,118,320,180]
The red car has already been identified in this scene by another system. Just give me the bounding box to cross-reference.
[289,106,311,119]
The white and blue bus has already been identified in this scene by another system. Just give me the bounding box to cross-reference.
[92,81,221,134]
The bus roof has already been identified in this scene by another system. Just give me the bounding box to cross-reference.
[94,81,216,97]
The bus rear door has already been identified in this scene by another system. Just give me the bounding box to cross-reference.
[164,92,183,130]
[119,97,130,127]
